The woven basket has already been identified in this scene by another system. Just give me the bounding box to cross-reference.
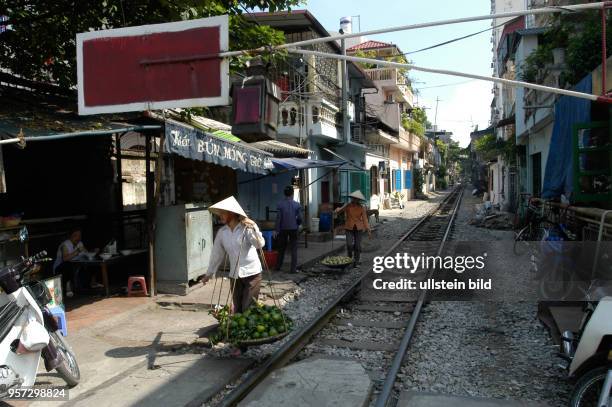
[321,261,352,269]
[236,330,289,347]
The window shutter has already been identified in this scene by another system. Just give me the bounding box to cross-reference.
[404,170,412,189]
[394,169,402,190]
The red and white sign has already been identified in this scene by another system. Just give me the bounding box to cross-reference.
[77,15,229,115]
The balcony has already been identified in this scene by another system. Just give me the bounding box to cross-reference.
[277,98,341,141]
[364,125,398,145]
[364,93,401,133]
[395,127,421,153]
[364,68,414,105]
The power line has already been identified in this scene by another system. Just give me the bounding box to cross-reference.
[417,79,477,89]
[401,20,507,56]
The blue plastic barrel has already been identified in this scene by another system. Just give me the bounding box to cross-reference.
[319,212,332,232]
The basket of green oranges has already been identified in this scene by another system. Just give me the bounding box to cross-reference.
[210,303,293,347]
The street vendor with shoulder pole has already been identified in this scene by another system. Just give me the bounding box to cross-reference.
[200,196,266,314]
[334,190,372,267]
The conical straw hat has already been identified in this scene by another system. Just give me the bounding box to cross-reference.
[208,196,247,218]
[349,190,366,201]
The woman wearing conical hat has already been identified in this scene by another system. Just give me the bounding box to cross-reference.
[201,196,265,314]
[334,190,372,267]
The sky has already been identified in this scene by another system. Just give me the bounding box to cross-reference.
[299,0,493,147]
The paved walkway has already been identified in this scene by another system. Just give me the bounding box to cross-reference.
[17,195,442,407]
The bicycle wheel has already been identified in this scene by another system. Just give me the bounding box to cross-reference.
[513,224,532,256]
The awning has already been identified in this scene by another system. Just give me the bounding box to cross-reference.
[323,147,366,171]
[250,140,310,158]
[495,114,515,128]
[165,120,273,175]
[271,157,345,171]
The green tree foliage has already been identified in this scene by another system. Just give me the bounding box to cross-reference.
[401,106,428,137]
[520,10,612,86]
[352,49,378,69]
[0,0,301,89]
[413,168,424,197]
[474,134,498,161]
[474,133,516,163]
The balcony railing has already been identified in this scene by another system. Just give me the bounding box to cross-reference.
[398,127,421,152]
[364,68,406,84]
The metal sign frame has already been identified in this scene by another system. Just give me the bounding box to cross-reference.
[77,15,229,115]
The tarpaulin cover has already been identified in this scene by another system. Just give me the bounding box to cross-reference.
[271,157,345,171]
[542,74,592,199]
[165,120,272,175]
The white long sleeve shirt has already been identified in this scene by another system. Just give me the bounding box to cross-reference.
[206,222,265,279]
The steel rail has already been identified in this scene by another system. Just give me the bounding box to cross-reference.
[374,186,464,407]
[218,186,463,407]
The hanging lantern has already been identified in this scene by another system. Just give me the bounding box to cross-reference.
[231,57,280,142]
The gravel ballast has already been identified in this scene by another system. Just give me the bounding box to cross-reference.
[396,187,572,405]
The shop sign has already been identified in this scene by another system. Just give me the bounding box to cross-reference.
[165,121,272,175]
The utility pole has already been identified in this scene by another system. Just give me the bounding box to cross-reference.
[341,34,350,144]
[433,96,441,131]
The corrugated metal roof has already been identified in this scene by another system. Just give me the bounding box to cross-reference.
[249,140,310,158]
[211,129,241,142]
[0,82,142,138]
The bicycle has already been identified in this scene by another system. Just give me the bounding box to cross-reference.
[513,197,549,256]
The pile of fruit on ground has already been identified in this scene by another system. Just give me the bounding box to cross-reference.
[320,255,353,266]
[210,303,293,344]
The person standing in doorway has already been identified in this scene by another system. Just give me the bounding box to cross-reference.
[274,186,302,273]
[334,190,372,267]
[201,196,265,314]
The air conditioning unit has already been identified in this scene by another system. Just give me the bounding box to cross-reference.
[351,126,364,143]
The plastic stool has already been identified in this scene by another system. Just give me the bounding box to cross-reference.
[261,230,274,251]
[48,306,67,337]
[127,276,148,297]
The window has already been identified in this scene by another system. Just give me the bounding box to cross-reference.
[312,106,319,123]
[281,109,288,126]
[339,170,371,203]
[370,166,379,195]
[290,108,297,126]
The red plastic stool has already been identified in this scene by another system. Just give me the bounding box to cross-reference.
[127,276,148,297]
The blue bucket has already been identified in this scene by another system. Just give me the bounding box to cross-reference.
[319,212,332,232]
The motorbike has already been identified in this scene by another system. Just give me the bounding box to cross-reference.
[560,298,612,407]
[0,228,80,396]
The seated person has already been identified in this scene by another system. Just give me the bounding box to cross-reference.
[53,228,102,297]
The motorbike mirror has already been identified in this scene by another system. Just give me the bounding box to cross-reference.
[18,227,28,243]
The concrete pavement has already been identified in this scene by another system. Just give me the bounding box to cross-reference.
[12,197,438,407]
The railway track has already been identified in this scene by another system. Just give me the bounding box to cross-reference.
[217,186,464,407]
